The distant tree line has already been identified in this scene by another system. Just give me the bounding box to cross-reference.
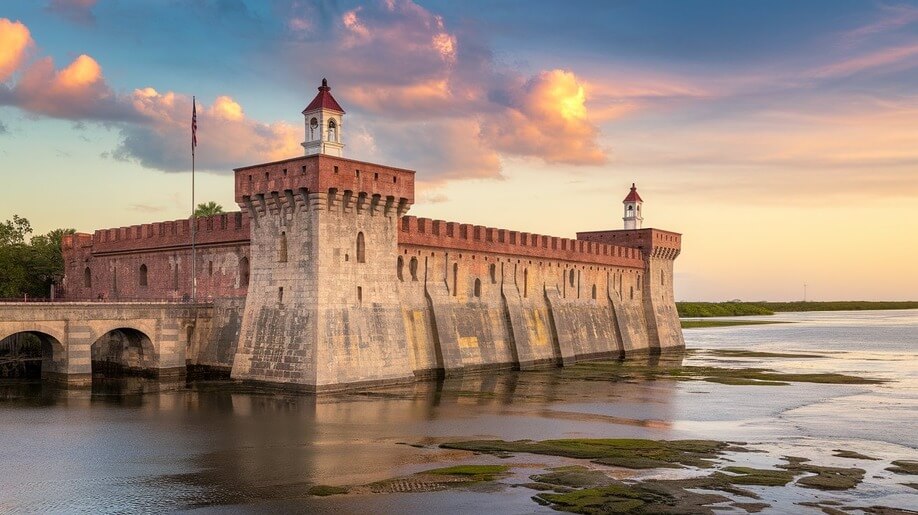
[677,301,918,317]
[0,215,74,299]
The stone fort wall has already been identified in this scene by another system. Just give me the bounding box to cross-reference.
[61,154,684,389]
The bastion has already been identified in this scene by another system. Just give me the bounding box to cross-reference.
[60,79,684,391]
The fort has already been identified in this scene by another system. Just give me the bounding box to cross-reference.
[38,79,684,391]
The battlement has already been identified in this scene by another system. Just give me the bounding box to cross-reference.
[399,216,645,268]
[61,232,93,250]
[83,212,250,255]
[576,228,681,260]
[234,154,415,214]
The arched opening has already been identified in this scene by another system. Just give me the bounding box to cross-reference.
[474,278,481,298]
[139,264,148,287]
[592,284,597,300]
[356,232,366,263]
[569,269,575,287]
[0,331,62,379]
[309,117,318,140]
[523,268,529,298]
[84,267,92,288]
[409,257,419,281]
[452,263,458,296]
[397,256,404,281]
[239,256,250,287]
[661,270,665,285]
[91,328,156,377]
[328,119,338,142]
[630,286,634,300]
[171,260,179,291]
[279,231,288,262]
[489,263,497,284]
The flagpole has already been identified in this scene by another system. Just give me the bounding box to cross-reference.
[191,96,197,303]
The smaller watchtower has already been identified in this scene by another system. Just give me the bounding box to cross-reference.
[623,183,643,230]
[302,78,345,157]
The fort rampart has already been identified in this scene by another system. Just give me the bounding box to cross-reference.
[60,153,684,390]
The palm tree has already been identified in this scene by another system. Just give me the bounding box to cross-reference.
[194,201,224,218]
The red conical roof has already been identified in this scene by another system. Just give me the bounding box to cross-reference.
[623,183,643,203]
[303,78,345,114]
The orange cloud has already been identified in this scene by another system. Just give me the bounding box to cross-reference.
[8,53,133,120]
[482,70,606,165]
[0,18,32,81]
[117,88,301,172]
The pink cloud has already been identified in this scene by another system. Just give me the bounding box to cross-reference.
[0,18,32,82]
[6,54,135,120]
[116,88,301,172]
[812,43,918,78]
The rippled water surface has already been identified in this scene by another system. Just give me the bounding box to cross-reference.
[1,310,916,513]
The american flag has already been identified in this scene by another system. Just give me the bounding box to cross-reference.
[191,96,197,154]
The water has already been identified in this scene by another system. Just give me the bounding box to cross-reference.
[1,310,916,513]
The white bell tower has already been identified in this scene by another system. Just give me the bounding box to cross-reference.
[302,78,345,157]
[623,183,643,230]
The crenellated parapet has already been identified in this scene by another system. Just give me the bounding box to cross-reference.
[576,228,681,261]
[399,216,645,268]
[234,154,414,222]
[83,212,250,255]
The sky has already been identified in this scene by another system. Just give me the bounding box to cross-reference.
[1,0,917,301]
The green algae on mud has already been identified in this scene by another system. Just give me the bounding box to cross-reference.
[832,449,879,460]
[781,456,865,490]
[307,485,349,496]
[563,360,885,387]
[886,460,918,475]
[440,438,746,469]
[423,465,509,481]
[706,349,827,359]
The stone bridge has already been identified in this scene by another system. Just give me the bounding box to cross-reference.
[0,302,212,385]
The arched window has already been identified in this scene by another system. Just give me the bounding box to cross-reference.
[309,117,318,140]
[569,269,575,287]
[661,270,665,285]
[239,256,250,287]
[279,231,288,262]
[172,261,179,290]
[409,257,418,281]
[84,267,92,288]
[489,263,497,284]
[328,119,337,142]
[474,278,481,298]
[628,205,634,212]
[356,232,365,263]
[397,256,404,281]
[139,264,148,287]
[592,284,597,300]
[630,286,634,300]
[523,268,528,298]
[452,263,458,296]
[637,274,641,290]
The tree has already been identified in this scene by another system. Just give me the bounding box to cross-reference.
[0,216,74,298]
[194,201,224,218]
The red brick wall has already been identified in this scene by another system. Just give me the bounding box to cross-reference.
[61,212,251,301]
[576,228,681,257]
[399,216,645,268]
[234,154,415,206]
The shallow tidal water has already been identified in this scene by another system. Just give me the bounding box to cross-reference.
[0,310,916,514]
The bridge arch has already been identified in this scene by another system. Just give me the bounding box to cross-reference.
[90,327,158,377]
[0,329,66,378]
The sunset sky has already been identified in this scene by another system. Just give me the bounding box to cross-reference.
[1,0,916,301]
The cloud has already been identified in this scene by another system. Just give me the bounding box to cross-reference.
[114,88,301,172]
[811,43,918,79]
[481,70,606,165]
[45,0,97,25]
[283,0,607,176]
[0,19,32,82]
[0,119,7,134]
[2,53,137,121]
[844,3,918,42]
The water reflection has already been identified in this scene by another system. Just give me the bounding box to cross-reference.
[0,354,688,511]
